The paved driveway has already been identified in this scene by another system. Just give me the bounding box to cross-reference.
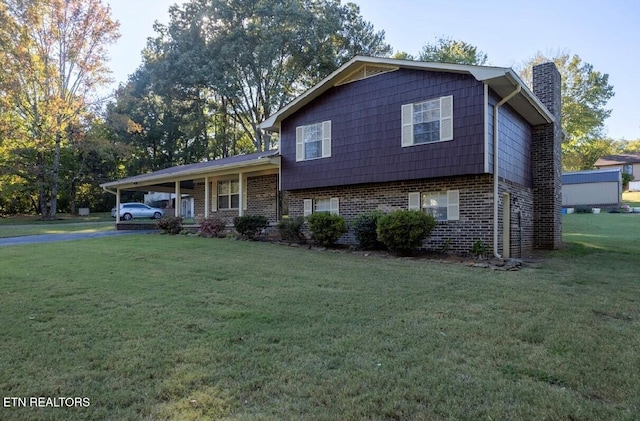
[0,230,158,247]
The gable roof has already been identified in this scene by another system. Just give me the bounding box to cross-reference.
[259,56,555,132]
[562,169,621,185]
[100,150,280,191]
[594,154,640,167]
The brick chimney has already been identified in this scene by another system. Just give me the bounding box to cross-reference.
[532,62,562,250]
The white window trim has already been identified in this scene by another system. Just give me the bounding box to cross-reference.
[217,179,240,210]
[408,190,459,221]
[402,95,453,147]
[296,120,332,161]
[303,198,340,216]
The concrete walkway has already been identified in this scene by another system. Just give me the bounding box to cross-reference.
[0,230,158,247]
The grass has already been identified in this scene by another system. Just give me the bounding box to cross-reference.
[0,213,115,238]
[0,215,639,420]
[0,213,196,238]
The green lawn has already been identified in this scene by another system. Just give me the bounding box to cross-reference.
[0,213,116,238]
[0,214,638,420]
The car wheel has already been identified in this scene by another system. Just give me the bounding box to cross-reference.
[123,213,133,221]
[153,212,162,219]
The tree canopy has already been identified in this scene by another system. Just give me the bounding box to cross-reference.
[141,0,391,152]
[519,52,615,170]
[0,0,119,217]
[418,37,488,65]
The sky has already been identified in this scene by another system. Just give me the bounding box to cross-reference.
[105,0,640,140]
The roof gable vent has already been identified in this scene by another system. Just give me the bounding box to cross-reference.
[335,64,398,86]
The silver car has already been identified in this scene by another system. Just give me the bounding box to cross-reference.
[111,203,165,221]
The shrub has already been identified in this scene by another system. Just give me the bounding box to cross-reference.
[470,239,489,258]
[306,212,348,247]
[622,172,634,189]
[277,216,306,243]
[156,216,183,235]
[198,217,226,238]
[575,206,592,214]
[234,215,269,239]
[353,211,386,250]
[376,210,436,256]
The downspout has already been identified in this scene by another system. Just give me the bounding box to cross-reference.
[493,84,521,258]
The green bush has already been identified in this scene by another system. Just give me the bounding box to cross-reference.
[156,216,183,235]
[234,215,269,239]
[353,211,386,250]
[575,206,592,214]
[198,217,226,238]
[376,210,436,256]
[470,239,489,257]
[622,172,634,188]
[277,216,306,243]
[306,212,348,247]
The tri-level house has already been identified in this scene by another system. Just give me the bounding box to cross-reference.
[102,56,563,257]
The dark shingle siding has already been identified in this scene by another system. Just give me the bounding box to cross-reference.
[281,69,486,191]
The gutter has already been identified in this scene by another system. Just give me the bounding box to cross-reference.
[493,84,521,258]
[100,152,280,190]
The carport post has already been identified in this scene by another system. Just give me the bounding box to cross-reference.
[175,181,181,217]
[204,176,210,218]
[116,188,121,223]
[238,172,244,217]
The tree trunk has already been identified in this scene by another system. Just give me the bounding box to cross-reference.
[70,179,77,215]
[49,133,62,219]
[36,153,48,220]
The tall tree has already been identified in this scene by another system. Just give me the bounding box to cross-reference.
[150,0,391,152]
[418,37,488,65]
[0,0,119,218]
[519,52,615,171]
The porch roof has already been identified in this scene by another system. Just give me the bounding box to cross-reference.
[100,150,280,192]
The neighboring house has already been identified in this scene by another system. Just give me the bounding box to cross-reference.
[101,56,563,257]
[562,169,622,208]
[595,154,640,179]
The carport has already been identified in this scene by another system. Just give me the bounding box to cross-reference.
[100,151,281,224]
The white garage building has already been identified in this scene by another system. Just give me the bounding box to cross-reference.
[562,169,622,208]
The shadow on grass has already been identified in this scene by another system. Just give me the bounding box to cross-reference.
[559,241,609,257]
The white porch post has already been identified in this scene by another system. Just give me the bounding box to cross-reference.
[204,176,210,218]
[238,172,244,217]
[115,188,121,223]
[175,181,181,217]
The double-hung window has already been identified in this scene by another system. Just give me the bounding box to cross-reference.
[402,95,453,146]
[408,190,459,221]
[296,121,332,161]
[218,180,239,209]
[623,164,633,175]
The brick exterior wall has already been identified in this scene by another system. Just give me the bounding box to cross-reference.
[246,174,279,223]
[192,174,279,225]
[532,63,563,250]
[286,175,534,256]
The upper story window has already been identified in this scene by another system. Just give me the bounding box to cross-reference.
[402,96,453,147]
[296,121,331,161]
[218,180,239,210]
